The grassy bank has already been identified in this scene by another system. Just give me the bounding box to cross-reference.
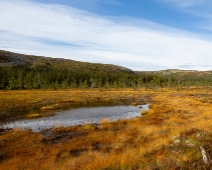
[0,89,150,115]
[1,89,212,169]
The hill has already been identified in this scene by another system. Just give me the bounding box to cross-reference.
[0,50,133,74]
[0,50,138,90]
[1,50,212,90]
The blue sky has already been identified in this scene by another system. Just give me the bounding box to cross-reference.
[1,0,212,70]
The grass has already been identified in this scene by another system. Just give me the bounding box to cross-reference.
[131,102,138,106]
[40,104,60,111]
[1,88,212,169]
[0,89,150,115]
[141,109,149,115]
[100,118,110,124]
[25,113,42,118]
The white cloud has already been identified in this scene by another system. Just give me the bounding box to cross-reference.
[1,0,212,71]
[158,0,208,7]
[157,0,212,34]
[158,0,212,19]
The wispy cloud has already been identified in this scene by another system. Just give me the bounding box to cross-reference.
[158,0,212,19]
[158,0,208,8]
[157,0,212,33]
[1,0,212,71]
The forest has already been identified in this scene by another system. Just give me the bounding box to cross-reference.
[1,50,212,90]
[1,64,212,90]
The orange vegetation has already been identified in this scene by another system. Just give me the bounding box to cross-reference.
[1,88,212,169]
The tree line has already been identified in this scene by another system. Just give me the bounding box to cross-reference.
[1,64,212,90]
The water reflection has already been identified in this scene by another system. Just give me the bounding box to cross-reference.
[2,104,149,132]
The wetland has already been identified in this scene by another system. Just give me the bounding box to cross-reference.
[1,89,212,170]
[1,103,149,132]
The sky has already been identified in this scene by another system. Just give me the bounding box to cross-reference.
[1,0,212,71]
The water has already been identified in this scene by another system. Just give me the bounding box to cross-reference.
[1,104,149,132]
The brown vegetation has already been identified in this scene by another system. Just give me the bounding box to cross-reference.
[1,88,212,169]
[0,89,150,117]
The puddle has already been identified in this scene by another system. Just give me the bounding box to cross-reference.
[1,104,149,132]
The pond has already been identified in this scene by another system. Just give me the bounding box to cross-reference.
[1,104,149,132]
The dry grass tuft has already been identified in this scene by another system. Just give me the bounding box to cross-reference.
[100,118,110,124]
[26,113,42,118]
[40,104,60,110]
[131,102,138,106]
[2,88,212,169]
[141,109,149,115]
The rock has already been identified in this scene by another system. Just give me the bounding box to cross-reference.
[200,146,210,164]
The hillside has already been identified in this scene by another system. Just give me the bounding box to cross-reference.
[1,50,212,90]
[0,50,139,90]
[0,50,133,74]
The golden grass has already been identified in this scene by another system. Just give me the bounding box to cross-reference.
[40,104,60,110]
[141,109,149,115]
[0,89,150,114]
[131,102,138,106]
[100,118,110,124]
[25,113,42,118]
[2,88,212,169]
